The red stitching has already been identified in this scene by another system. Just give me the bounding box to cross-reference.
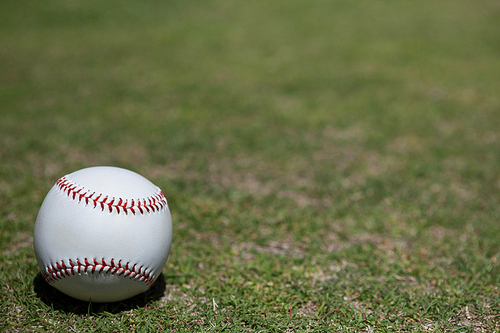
[55,177,167,215]
[41,258,156,287]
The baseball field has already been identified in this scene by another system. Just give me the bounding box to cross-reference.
[1,0,499,331]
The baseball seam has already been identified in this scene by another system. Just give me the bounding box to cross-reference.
[42,258,156,286]
[56,176,167,215]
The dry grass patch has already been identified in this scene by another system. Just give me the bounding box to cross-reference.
[4,231,32,256]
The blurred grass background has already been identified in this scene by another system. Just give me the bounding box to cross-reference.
[1,0,500,331]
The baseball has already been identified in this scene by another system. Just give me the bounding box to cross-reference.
[33,166,173,303]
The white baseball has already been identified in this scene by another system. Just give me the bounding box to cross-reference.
[33,166,173,303]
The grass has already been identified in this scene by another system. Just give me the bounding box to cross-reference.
[1,0,500,331]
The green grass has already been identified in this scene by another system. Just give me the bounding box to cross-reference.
[1,0,500,331]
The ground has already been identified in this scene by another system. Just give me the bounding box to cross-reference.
[1,0,500,332]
